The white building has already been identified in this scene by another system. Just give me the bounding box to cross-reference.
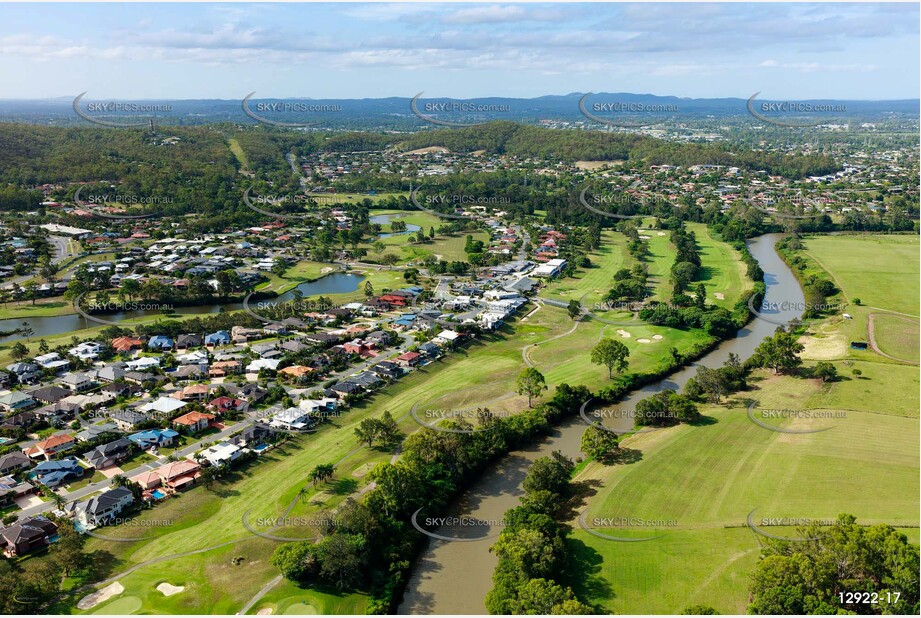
[199,442,241,467]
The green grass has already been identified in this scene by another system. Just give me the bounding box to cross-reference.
[568,369,919,614]
[803,235,919,315]
[641,228,677,301]
[247,579,369,615]
[688,222,752,308]
[228,138,249,171]
[871,313,920,362]
[542,230,629,307]
[0,299,75,320]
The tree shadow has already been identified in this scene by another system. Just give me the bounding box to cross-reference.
[687,414,718,427]
[329,478,358,495]
[562,536,614,608]
[604,446,644,465]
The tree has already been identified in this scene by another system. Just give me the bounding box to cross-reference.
[10,342,29,361]
[813,361,838,382]
[567,299,581,320]
[749,514,918,615]
[512,578,593,615]
[378,410,401,444]
[590,338,630,379]
[695,366,729,404]
[317,532,368,591]
[309,463,336,488]
[635,390,699,426]
[517,367,547,408]
[522,452,573,497]
[271,257,288,277]
[271,541,319,582]
[354,418,383,448]
[580,425,619,462]
[683,605,719,614]
[363,280,374,298]
[753,328,805,374]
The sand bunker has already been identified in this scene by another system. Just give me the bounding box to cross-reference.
[714,292,725,300]
[639,235,651,239]
[617,329,631,338]
[157,583,185,597]
[637,338,652,343]
[77,582,124,610]
[652,335,663,340]
[351,462,375,478]
[657,232,667,236]
[257,609,273,615]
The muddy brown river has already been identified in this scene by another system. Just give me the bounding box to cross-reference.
[398,233,805,614]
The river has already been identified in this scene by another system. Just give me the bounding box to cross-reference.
[398,233,806,614]
[0,272,364,344]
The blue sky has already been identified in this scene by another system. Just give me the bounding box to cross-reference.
[2,2,918,100]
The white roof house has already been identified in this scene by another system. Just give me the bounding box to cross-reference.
[269,407,312,430]
[199,442,241,467]
[141,397,187,416]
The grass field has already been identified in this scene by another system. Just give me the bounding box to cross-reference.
[568,370,920,614]
[688,223,752,309]
[640,227,676,301]
[871,313,920,362]
[566,232,921,614]
[227,138,250,172]
[541,230,629,307]
[362,211,490,266]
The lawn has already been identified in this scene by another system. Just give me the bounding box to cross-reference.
[871,313,920,362]
[803,234,919,315]
[227,138,250,172]
[567,369,919,614]
[688,222,752,308]
[0,299,75,320]
[640,227,677,301]
[541,230,629,307]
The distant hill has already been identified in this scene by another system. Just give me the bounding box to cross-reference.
[0,92,916,129]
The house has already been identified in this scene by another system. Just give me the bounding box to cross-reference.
[209,360,242,378]
[0,476,34,507]
[263,323,288,336]
[366,330,393,347]
[302,332,340,346]
[155,459,201,490]
[231,424,273,448]
[171,411,215,433]
[175,334,203,350]
[533,258,567,277]
[298,397,339,417]
[328,381,364,400]
[176,350,209,365]
[1,516,58,557]
[69,342,103,360]
[199,442,241,467]
[225,383,267,403]
[74,422,120,443]
[0,391,37,413]
[207,396,246,415]
[147,335,174,351]
[231,325,263,343]
[279,340,309,354]
[100,382,142,399]
[33,352,70,372]
[125,371,158,385]
[30,386,71,405]
[204,330,231,346]
[124,357,160,372]
[0,451,32,476]
[370,360,403,380]
[417,342,442,359]
[265,406,317,431]
[346,371,382,390]
[134,470,162,490]
[74,487,134,528]
[6,362,41,384]
[111,409,148,431]
[128,428,179,450]
[173,383,211,402]
[111,336,145,353]
[83,438,134,469]
[0,411,40,434]
[172,365,205,381]
[29,457,86,487]
[140,397,187,417]
[342,340,375,358]
[23,434,75,460]
[247,358,281,373]
[395,351,422,367]
[94,366,127,383]
[278,365,314,382]
[61,372,95,392]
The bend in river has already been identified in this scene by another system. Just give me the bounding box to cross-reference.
[398,233,805,614]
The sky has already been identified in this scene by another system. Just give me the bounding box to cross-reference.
[1,2,918,100]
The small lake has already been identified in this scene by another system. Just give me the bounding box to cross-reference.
[371,213,422,238]
[0,272,364,343]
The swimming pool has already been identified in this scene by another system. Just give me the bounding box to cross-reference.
[151,489,167,500]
